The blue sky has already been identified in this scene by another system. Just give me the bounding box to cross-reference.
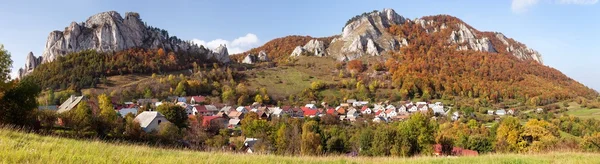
[1,0,599,90]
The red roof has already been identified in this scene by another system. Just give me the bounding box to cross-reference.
[326,109,336,115]
[303,108,318,117]
[361,106,369,111]
[375,110,383,116]
[193,105,208,112]
[191,96,206,103]
[202,116,220,127]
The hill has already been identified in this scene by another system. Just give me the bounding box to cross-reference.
[230,35,336,63]
[2,127,599,164]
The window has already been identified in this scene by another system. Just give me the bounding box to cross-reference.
[158,120,162,125]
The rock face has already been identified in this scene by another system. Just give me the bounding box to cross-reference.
[258,51,269,61]
[303,39,327,57]
[19,11,230,79]
[243,51,268,64]
[290,46,305,57]
[449,23,497,53]
[17,52,42,78]
[303,8,541,63]
[211,44,231,63]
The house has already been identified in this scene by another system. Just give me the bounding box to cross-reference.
[507,109,515,115]
[190,96,206,104]
[340,103,351,107]
[376,110,386,118]
[407,105,418,113]
[385,109,397,118]
[176,97,187,103]
[155,102,164,107]
[205,105,219,113]
[536,108,544,113]
[326,108,336,115]
[347,108,359,120]
[57,95,85,113]
[433,108,446,116]
[487,110,494,115]
[243,138,259,153]
[256,110,268,119]
[305,104,317,109]
[134,111,170,132]
[385,105,396,111]
[373,104,385,112]
[336,107,347,115]
[302,107,318,118]
[353,101,369,107]
[417,104,429,112]
[228,110,244,120]
[361,106,372,115]
[228,119,241,129]
[220,106,233,114]
[496,109,506,116]
[202,115,226,127]
[271,108,285,118]
[192,105,217,116]
[452,111,460,121]
[236,106,248,113]
[118,108,138,117]
[398,105,407,112]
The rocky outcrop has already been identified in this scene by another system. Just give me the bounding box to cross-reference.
[20,11,230,79]
[448,23,497,53]
[39,11,228,63]
[210,44,231,63]
[329,8,408,60]
[495,33,543,63]
[290,46,305,57]
[17,52,42,78]
[303,39,327,57]
[258,51,269,61]
[242,51,268,64]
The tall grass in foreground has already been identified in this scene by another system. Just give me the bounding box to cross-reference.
[1,127,599,164]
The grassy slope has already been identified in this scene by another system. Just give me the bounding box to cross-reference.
[1,128,600,164]
[566,102,600,120]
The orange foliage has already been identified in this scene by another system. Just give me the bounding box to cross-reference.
[231,35,337,63]
[347,60,364,73]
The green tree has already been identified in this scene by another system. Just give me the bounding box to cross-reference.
[72,101,94,134]
[371,125,396,156]
[358,128,374,156]
[144,88,153,98]
[582,132,600,152]
[0,78,41,126]
[156,104,188,129]
[157,122,181,143]
[174,81,188,96]
[0,44,12,86]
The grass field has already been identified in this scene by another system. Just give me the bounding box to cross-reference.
[2,128,600,164]
[565,102,600,120]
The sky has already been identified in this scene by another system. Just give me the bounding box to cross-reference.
[0,0,599,90]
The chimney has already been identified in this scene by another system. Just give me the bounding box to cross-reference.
[70,95,75,102]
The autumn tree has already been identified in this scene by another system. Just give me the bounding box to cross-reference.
[495,117,522,152]
[301,120,322,155]
[346,60,364,73]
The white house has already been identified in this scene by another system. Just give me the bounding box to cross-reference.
[244,138,259,153]
[496,109,506,116]
[373,104,385,112]
[57,95,85,114]
[407,105,418,113]
[347,108,359,120]
[398,105,407,112]
[417,104,429,112]
[385,109,397,118]
[155,102,164,107]
[385,105,396,111]
[134,111,170,132]
[361,106,372,115]
[236,106,248,113]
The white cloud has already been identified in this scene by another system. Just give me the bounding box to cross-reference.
[557,0,598,4]
[512,0,541,13]
[192,33,260,54]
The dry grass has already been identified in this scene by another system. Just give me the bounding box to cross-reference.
[2,127,600,164]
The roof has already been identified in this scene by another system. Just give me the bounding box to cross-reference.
[191,96,206,103]
[57,95,85,113]
[205,105,219,111]
[202,115,221,127]
[193,105,208,112]
[326,109,336,115]
[228,110,243,118]
[303,108,318,117]
[385,109,396,114]
[220,106,233,112]
[229,119,241,125]
[134,111,167,128]
[119,108,138,117]
[361,106,369,111]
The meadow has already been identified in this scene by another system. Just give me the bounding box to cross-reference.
[1,127,600,164]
